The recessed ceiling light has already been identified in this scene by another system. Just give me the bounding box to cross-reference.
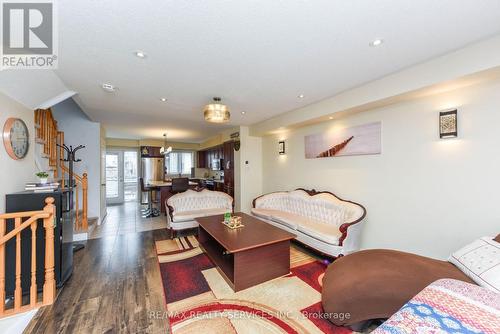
[369,39,384,47]
[134,50,147,58]
[160,97,167,102]
[298,94,305,99]
[101,83,116,92]
[241,111,246,115]
[329,116,333,120]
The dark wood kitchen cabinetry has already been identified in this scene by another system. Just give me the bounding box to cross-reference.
[197,151,206,168]
[197,145,224,169]
[140,146,162,157]
[223,140,234,198]
[214,182,224,192]
[196,141,235,200]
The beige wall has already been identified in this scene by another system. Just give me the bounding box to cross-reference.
[199,128,239,150]
[236,127,263,213]
[106,138,200,150]
[0,92,36,213]
[261,79,500,259]
[107,127,239,151]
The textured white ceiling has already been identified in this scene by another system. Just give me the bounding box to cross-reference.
[56,0,500,142]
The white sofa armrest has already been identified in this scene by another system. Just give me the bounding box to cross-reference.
[339,220,364,255]
[165,201,174,228]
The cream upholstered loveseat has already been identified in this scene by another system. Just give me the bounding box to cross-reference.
[251,189,366,257]
[166,189,233,238]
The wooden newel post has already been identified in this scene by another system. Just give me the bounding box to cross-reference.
[82,173,88,230]
[0,218,5,315]
[42,197,56,305]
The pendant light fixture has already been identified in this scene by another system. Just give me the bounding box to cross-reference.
[204,97,230,123]
[160,133,172,155]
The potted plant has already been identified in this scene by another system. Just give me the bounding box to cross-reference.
[36,171,49,185]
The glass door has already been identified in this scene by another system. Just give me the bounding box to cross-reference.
[106,150,139,205]
[123,151,138,202]
[106,152,123,204]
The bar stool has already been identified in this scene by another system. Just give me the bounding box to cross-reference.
[140,178,160,218]
[171,177,189,194]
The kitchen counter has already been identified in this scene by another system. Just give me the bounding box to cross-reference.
[147,180,198,187]
[194,178,224,183]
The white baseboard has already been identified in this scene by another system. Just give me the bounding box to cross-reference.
[73,232,88,242]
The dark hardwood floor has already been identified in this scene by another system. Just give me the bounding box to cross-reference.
[24,229,171,334]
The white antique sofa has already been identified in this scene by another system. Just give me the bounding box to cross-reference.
[166,189,233,238]
[251,189,366,257]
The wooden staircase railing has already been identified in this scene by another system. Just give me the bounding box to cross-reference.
[34,109,58,177]
[35,109,89,231]
[0,198,56,319]
[60,165,88,231]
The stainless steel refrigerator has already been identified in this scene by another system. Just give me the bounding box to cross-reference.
[141,157,164,203]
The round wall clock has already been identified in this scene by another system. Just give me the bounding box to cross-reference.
[3,118,30,160]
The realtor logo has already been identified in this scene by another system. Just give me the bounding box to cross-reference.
[1,0,58,69]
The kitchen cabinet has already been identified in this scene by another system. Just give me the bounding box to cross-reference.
[197,145,224,169]
[208,150,214,168]
[195,141,234,199]
[223,140,235,199]
[197,151,206,168]
[217,182,223,192]
[140,146,162,157]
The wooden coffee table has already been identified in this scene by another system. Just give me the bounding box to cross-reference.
[196,212,296,292]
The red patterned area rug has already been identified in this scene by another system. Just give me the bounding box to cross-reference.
[155,236,354,334]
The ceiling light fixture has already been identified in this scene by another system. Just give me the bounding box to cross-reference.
[298,94,305,98]
[160,133,172,155]
[241,111,246,115]
[369,39,384,47]
[329,116,333,120]
[134,50,147,58]
[160,97,167,102]
[101,83,117,92]
[204,97,230,123]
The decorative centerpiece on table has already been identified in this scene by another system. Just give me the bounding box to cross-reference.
[222,212,244,229]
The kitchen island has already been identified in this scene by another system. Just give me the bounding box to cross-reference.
[146,180,199,214]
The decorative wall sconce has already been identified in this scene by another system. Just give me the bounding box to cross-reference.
[278,140,286,155]
[439,109,458,139]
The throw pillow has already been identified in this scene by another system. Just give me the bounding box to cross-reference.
[448,237,500,293]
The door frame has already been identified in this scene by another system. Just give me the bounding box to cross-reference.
[105,150,124,205]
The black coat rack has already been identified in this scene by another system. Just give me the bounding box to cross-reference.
[58,144,85,211]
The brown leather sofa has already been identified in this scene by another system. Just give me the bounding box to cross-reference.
[321,234,500,328]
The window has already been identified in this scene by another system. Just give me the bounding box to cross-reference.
[167,151,194,176]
